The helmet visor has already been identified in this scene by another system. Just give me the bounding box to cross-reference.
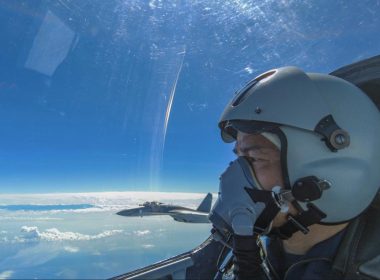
[220,120,280,142]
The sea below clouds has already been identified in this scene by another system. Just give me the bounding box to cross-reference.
[0,192,213,279]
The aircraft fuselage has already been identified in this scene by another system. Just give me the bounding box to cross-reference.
[117,205,190,217]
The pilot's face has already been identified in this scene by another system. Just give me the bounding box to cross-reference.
[234,131,295,228]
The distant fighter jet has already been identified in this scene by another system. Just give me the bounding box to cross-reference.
[116,193,212,223]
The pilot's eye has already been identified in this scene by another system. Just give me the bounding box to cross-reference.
[246,157,257,165]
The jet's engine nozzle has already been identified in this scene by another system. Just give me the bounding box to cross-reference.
[208,157,266,236]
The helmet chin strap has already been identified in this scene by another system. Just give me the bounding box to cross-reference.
[209,154,327,240]
[246,162,282,234]
[258,131,328,239]
[245,187,281,234]
[268,201,326,239]
[250,166,327,239]
[251,191,327,239]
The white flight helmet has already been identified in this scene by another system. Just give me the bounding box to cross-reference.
[219,66,380,224]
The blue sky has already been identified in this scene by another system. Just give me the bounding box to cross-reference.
[1,0,380,193]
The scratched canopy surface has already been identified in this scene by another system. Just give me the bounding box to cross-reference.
[1,0,380,193]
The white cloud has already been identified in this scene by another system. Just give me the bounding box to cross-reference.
[142,244,155,249]
[0,191,215,212]
[20,226,40,240]
[134,230,151,236]
[63,246,79,253]
[187,102,208,112]
[0,231,7,234]
[149,0,157,9]
[0,216,62,221]
[244,66,254,74]
[0,270,14,279]
[15,226,123,242]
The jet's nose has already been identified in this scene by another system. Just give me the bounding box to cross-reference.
[117,209,135,216]
[116,208,141,216]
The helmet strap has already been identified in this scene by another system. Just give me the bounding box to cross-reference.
[244,187,281,234]
[269,202,327,239]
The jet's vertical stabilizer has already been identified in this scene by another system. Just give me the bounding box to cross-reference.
[196,193,212,213]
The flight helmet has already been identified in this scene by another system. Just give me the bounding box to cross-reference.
[219,66,380,226]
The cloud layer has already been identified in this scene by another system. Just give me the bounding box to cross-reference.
[0,191,215,214]
[63,246,79,253]
[0,270,13,279]
[134,230,151,236]
[16,226,123,242]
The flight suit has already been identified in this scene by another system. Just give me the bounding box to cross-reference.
[263,195,380,280]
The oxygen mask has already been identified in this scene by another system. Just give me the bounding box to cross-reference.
[209,156,293,237]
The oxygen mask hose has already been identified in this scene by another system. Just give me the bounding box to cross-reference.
[232,234,267,280]
[231,214,268,280]
[209,157,273,280]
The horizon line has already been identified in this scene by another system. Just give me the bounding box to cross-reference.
[0,190,215,196]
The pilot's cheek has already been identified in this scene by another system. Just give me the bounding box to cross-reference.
[271,203,298,228]
[254,166,284,191]
[271,212,288,228]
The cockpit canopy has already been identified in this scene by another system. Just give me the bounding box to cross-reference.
[141,201,164,207]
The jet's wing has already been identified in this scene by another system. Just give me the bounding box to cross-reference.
[168,209,210,223]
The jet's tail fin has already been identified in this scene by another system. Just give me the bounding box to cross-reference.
[196,193,212,213]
